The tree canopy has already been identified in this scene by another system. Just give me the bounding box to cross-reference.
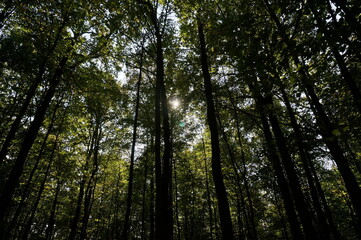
[0,0,360,239]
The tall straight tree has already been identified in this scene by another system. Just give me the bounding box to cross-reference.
[263,0,361,227]
[197,20,234,240]
[139,1,173,239]
[122,44,144,240]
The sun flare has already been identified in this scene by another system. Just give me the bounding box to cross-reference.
[171,99,180,109]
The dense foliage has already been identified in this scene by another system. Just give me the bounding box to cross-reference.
[0,0,360,239]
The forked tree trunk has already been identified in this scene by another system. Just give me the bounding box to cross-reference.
[144,3,173,239]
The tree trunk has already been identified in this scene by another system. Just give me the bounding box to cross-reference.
[216,113,253,240]
[68,179,85,240]
[22,136,57,240]
[5,101,61,238]
[255,95,304,240]
[279,85,340,239]
[0,15,68,167]
[198,21,234,240]
[202,138,215,240]
[141,144,149,240]
[273,181,291,240]
[80,119,101,240]
[300,66,361,228]
[228,88,258,240]
[264,1,361,228]
[308,0,361,114]
[45,179,61,240]
[122,45,144,240]
[149,162,155,240]
[142,2,173,239]
[267,106,319,239]
[173,155,181,240]
[0,57,67,236]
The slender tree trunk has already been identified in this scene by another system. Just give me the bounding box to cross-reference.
[279,85,340,239]
[0,57,67,236]
[228,88,258,240]
[256,97,304,240]
[45,179,61,240]
[122,46,144,240]
[198,21,234,240]
[308,0,361,114]
[22,137,57,240]
[5,100,61,238]
[149,162,155,240]
[141,145,149,240]
[202,138,214,240]
[273,181,290,240]
[80,120,101,240]
[68,179,85,240]
[0,15,68,167]
[173,155,181,240]
[216,113,253,240]
[69,116,99,240]
[79,184,95,240]
[235,195,245,240]
[264,1,361,228]
[267,107,319,239]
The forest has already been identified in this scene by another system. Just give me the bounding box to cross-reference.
[0,0,360,239]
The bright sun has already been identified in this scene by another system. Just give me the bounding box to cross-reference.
[171,99,180,109]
